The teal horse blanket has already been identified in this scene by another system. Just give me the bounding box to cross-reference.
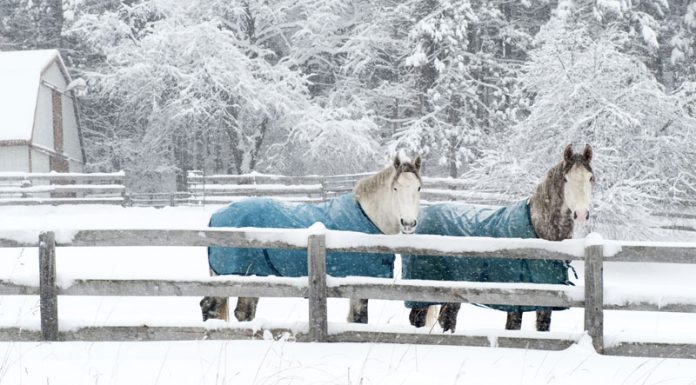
[208,193,394,278]
[402,199,570,312]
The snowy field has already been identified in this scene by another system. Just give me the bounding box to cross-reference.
[1,204,696,384]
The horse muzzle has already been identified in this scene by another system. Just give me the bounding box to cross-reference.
[400,218,417,234]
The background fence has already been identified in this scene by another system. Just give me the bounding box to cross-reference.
[186,170,515,205]
[0,172,126,206]
[1,228,696,358]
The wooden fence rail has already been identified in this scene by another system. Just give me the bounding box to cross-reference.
[0,172,126,206]
[1,228,696,358]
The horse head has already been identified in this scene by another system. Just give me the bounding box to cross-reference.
[561,144,594,225]
[390,155,422,234]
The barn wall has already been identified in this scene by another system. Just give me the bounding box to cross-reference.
[0,145,30,172]
[68,159,83,172]
[30,149,50,173]
[43,62,67,89]
[30,60,85,172]
[61,95,83,166]
[32,84,54,151]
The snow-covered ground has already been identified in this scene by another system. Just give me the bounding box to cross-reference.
[1,204,696,384]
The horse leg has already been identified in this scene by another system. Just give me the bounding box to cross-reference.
[234,297,259,322]
[438,303,461,332]
[200,297,229,321]
[408,307,428,327]
[347,298,369,323]
[536,309,552,331]
[505,311,523,330]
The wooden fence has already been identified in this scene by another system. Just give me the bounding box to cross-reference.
[186,171,511,205]
[0,172,126,206]
[1,228,696,358]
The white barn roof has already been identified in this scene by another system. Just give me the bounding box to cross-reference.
[0,49,71,142]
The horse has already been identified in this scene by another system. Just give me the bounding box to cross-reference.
[404,144,593,332]
[200,155,422,323]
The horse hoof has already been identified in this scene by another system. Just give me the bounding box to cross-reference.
[409,308,427,328]
[438,303,461,333]
[200,297,224,321]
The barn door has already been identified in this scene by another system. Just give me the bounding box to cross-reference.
[49,89,69,173]
[49,89,73,198]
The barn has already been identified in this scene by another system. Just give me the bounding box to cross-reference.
[0,49,85,173]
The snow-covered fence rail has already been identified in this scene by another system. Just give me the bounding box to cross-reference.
[1,229,696,358]
[0,172,126,206]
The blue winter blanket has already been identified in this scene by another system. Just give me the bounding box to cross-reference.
[402,199,570,312]
[208,193,394,278]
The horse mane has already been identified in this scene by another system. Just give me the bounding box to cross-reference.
[353,161,421,200]
[354,166,395,200]
[529,156,592,241]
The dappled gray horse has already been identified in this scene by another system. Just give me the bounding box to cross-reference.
[405,144,594,332]
[201,155,422,323]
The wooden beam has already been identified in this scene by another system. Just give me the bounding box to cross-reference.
[64,229,309,248]
[0,281,39,295]
[584,244,604,353]
[605,342,696,359]
[327,330,577,351]
[59,326,301,342]
[610,246,696,264]
[307,233,328,342]
[327,280,582,307]
[330,245,583,261]
[39,231,58,341]
[59,278,307,298]
[0,328,41,341]
[0,198,124,206]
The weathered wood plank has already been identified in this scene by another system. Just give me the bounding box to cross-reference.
[605,302,696,313]
[0,281,39,295]
[327,280,582,308]
[584,244,604,353]
[328,331,577,351]
[60,326,302,342]
[0,238,36,247]
[59,278,307,298]
[330,245,583,261]
[307,234,328,342]
[39,231,58,341]
[189,185,322,195]
[605,342,696,359]
[0,185,125,194]
[610,246,696,264]
[0,172,123,180]
[64,229,309,248]
[0,198,124,206]
[0,328,42,341]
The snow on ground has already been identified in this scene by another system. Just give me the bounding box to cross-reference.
[1,204,696,384]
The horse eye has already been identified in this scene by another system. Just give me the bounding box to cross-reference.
[418,186,421,191]
[590,176,595,183]
[393,187,397,191]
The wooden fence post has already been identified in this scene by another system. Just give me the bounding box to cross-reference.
[584,242,604,353]
[39,231,58,341]
[307,233,328,342]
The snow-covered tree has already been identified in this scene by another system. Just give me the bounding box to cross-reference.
[70,0,310,175]
[465,4,696,239]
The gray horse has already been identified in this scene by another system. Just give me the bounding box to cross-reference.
[201,155,422,324]
[405,144,594,332]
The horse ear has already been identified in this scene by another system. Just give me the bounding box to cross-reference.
[563,144,573,162]
[583,144,593,162]
[393,155,401,169]
[414,156,422,172]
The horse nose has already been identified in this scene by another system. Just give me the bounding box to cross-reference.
[573,210,589,223]
[400,218,417,228]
